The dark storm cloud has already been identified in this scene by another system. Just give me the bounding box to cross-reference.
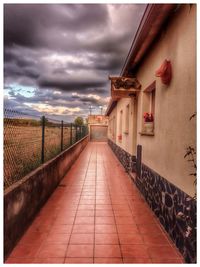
[92,53,125,72]
[4,61,40,79]
[4,47,40,81]
[7,91,71,107]
[4,4,109,49]
[87,87,107,95]
[38,75,106,91]
[4,49,16,62]
[4,4,146,119]
[65,52,124,72]
[6,86,103,108]
[72,94,107,106]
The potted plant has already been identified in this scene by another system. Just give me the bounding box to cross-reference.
[143,112,154,133]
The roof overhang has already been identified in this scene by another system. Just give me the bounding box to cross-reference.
[105,4,177,116]
[121,4,177,76]
[105,99,117,116]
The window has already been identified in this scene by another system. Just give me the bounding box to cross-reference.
[125,104,129,134]
[149,89,155,115]
[141,81,156,135]
[119,110,123,141]
[109,118,112,134]
[113,116,116,139]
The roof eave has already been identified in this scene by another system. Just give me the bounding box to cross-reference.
[106,4,177,117]
[105,99,117,116]
[121,4,177,77]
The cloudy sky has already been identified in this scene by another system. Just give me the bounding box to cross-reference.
[4,4,146,122]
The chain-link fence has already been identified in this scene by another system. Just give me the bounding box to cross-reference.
[4,109,88,189]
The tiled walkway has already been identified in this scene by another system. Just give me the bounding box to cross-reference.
[6,142,184,264]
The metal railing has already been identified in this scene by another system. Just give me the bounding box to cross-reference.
[4,109,88,189]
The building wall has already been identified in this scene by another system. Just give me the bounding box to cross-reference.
[107,5,196,263]
[88,115,108,141]
[108,106,117,143]
[88,115,108,125]
[136,4,196,197]
[108,98,137,156]
[108,4,196,197]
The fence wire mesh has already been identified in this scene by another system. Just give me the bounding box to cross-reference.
[63,123,71,150]
[4,109,88,189]
[44,118,62,162]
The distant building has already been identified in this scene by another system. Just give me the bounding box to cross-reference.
[106,4,196,263]
[88,115,108,141]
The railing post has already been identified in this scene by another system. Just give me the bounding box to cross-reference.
[41,115,45,164]
[80,126,82,139]
[75,125,77,142]
[61,120,63,151]
[84,126,86,137]
[70,123,73,145]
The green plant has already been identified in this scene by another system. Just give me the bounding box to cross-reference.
[184,112,196,199]
[176,113,196,240]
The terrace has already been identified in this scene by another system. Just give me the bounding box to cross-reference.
[5,142,183,264]
[4,3,196,264]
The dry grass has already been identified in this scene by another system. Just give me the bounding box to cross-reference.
[4,124,74,189]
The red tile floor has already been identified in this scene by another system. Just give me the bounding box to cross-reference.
[6,142,184,264]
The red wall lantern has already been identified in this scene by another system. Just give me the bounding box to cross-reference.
[155,59,172,85]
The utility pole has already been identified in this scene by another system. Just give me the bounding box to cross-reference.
[99,106,103,115]
[89,106,93,115]
[41,115,45,164]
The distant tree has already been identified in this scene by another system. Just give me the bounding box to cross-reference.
[74,116,84,126]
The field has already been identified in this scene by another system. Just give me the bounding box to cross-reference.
[4,124,75,188]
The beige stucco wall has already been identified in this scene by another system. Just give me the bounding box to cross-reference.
[108,5,196,196]
[108,97,137,155]
[88,115,108,141]
[136,4,196,196]
[108,106,117,143]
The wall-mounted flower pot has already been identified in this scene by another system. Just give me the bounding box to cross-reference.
[144,122,154,133]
